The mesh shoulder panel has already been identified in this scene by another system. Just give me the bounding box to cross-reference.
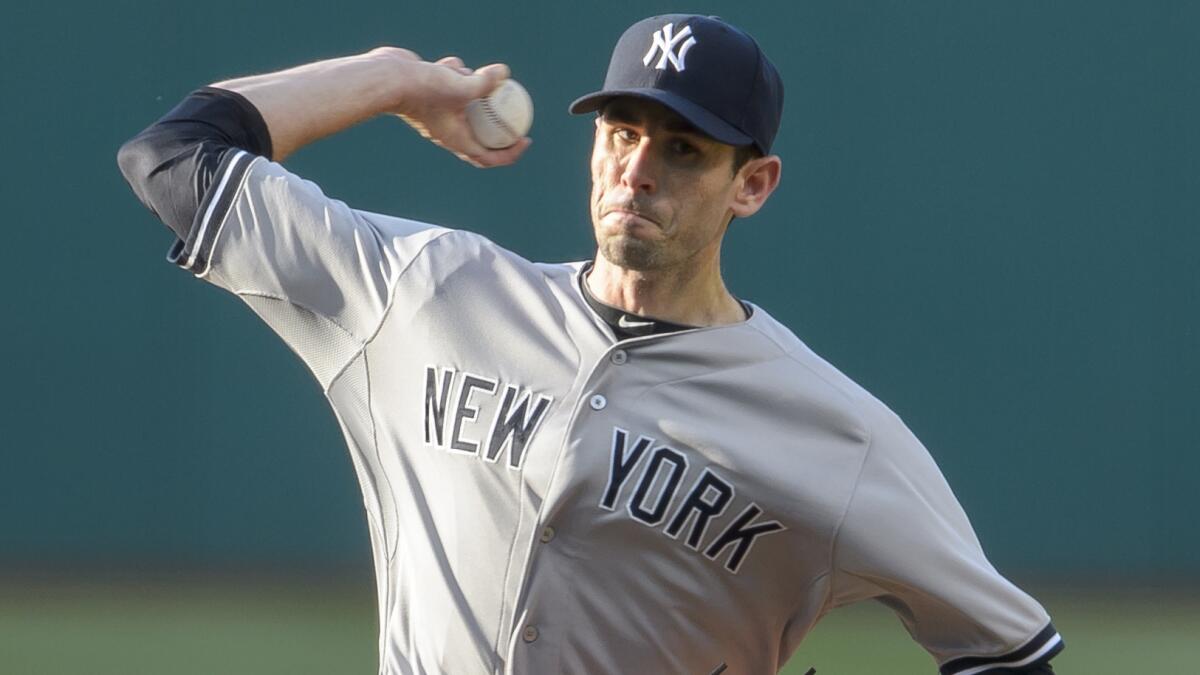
[239,292,363,391]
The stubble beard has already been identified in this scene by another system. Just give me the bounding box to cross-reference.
[597,234,669,271]
[592,199,672,271]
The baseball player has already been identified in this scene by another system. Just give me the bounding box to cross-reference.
[118,14,1064,675]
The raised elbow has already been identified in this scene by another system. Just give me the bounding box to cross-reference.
[115,122,211,240]
[116,133,159,209]
[117,89,261,240]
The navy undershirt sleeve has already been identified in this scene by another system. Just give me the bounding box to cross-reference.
[117,87,272,242]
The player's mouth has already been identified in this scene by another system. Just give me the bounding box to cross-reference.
[603,207,661,229]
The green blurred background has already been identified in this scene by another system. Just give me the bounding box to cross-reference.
[2,0,1196,672]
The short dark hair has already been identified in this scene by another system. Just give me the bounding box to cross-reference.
[732,144,763,174]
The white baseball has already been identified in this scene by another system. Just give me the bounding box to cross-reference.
[465,79,533,149]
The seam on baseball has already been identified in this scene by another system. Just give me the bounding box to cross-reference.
[480,97,519,144]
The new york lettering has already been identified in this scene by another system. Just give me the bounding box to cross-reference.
[423,365,553,469]
[600,427,787,574]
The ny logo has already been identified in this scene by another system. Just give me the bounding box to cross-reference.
[643,23,698,72]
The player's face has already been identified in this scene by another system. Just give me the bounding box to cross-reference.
[589,99,740,272]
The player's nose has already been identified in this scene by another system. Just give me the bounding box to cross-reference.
[619,141,657,194]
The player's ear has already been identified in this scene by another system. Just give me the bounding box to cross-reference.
[730,155,781,219]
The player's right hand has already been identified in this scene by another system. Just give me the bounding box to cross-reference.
[374,48,531,168]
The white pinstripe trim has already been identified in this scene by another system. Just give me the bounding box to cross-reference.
[949,633,1063,675]
[186,149,250,269]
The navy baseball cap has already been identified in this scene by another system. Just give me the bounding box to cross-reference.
[569,14,784,155]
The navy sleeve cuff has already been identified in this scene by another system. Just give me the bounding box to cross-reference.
[939,623,1064,675]
[188,86,273,159]
[117,87,273,242]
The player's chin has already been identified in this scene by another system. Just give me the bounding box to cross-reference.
[597,236,668,271]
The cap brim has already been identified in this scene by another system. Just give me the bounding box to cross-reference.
[568,88,754,148]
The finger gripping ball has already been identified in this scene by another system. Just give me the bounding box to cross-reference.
[466,80,533,149]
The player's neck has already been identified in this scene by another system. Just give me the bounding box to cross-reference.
[586,253,745,328]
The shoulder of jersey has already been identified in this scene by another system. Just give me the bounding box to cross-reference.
[743,306,894,437]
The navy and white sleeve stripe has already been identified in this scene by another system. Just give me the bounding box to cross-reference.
[939,623,1064,675]
[166,149,257,276]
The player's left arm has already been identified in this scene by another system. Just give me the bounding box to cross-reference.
[826,409,1064,674]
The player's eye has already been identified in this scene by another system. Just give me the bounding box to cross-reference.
[614,127,639,144]
[669,138,699,157]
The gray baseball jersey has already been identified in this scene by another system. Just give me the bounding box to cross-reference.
[168,150,1062,674]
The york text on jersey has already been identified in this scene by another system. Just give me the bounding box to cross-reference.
[600,427,786,573]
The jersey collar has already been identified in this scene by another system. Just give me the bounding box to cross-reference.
[577,261,751,340]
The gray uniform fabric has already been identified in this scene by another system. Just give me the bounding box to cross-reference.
[169,151,1060,674]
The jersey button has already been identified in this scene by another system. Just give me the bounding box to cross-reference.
[589,394,607,410]
[610,349,628,365]
[523,625,539,643]
[539,526,556,543]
